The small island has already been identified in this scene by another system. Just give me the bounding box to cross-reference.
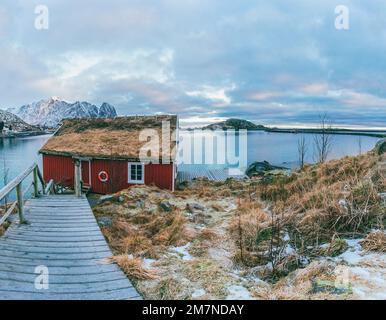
[200,118,386,138]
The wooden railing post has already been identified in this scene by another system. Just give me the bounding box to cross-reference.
[74,159,82,197]
[33,166,39,197]
[16,182,26,224]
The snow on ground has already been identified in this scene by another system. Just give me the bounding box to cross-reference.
[191,288,206,298]
[143,258,157,269]
[226,285,253,300]
[170,243,193,261]
[332,238,386,300]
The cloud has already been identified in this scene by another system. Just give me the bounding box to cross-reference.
[0,0,386,127]
[186,84,235,106]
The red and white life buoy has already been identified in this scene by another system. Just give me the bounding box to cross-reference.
[98,171,109,183]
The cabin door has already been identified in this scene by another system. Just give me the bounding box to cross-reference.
[81,160,91,186]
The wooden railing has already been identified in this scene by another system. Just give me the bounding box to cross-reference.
[0,163,54,226]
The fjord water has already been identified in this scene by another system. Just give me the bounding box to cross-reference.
[178,131,381,171]
[0,135,51,199]
[0,132,381,191]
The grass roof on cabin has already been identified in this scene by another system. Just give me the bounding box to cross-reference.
[39,115,177,161]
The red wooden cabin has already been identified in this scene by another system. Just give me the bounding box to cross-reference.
[39,115,178,194]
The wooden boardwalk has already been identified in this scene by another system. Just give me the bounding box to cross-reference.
[0,194,141,300]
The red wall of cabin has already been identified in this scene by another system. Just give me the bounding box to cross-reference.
[42,154,74,187]
[145,163,173,190]
[42,154,174,193]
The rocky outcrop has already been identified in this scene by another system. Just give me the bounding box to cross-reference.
[246,161,289,177]
[0,109,41,133]
[203,118,266,131]
[375,139,386,155]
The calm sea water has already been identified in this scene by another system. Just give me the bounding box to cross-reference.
[0,135,51,200]
[0,132,380,193]
[178,131,380,171]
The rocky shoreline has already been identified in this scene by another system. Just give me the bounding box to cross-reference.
[0,131,52,138]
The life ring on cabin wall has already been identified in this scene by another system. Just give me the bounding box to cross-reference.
[98,171,109,183]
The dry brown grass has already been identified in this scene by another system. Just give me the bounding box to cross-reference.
[152,277,187,300]
[225,152,385,283]
[94,186,190,259]
[319,236,348,257]
[109,255,157,280]
[41,128,176,160]
[260,153,385,245]
[100,211,188,258]
[228,200,272,266]
[0,220,10,237]
[259,261,337,300]
[182,259,232,298]
[360,231,386,252]
[198,228,218,241]
[176,178,255,200]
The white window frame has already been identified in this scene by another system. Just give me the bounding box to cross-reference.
[128,162,145,184]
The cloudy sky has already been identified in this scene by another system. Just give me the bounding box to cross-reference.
[1,0,386,128]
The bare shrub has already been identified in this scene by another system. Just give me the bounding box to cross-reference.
[109,255,157,280]
[360,231,386,252]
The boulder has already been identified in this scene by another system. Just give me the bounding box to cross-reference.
[97,194,118,204]
[159,200,172,212]
[375,139,386,155]
[186,203,205,213]
[136,199,145,209]
[97,216,113,227]
[246,161,289,177]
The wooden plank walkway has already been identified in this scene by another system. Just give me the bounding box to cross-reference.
[0,194,141,300]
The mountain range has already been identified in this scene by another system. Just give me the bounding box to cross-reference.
[0,109,41,132]
[7,97,117,128]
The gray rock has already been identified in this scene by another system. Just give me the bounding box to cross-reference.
[136,199,145,209]
[375,139,386,155]
[159,200,172,212]
[246,161,289,177]
[97,194,118,204]
[186,203,205,213]
[97,216,112,227]
[191,212,211,224]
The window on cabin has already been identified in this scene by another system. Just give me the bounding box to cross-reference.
[128,163,144,184]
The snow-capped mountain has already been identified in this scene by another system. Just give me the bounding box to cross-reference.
[8,97,118,128]
[0,109,41,132]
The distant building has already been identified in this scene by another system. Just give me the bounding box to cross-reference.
[39,115,178,193]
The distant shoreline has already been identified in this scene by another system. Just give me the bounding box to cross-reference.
[261,127,386,138]
[0,131,53,139]
[187,126,386,138]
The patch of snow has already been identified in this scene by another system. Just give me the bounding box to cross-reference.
[345,238,363,248]
[143,258,157,269]
[338,199,348,209]
[226,285,253,300]
[282,232,290,241]
[319,243,329,249]
[331,237,386,300]
[284,244,296,255]
[337,249,363,265]
[226,203,237,211]
[170,243,193,261]
[191,288,206,298]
